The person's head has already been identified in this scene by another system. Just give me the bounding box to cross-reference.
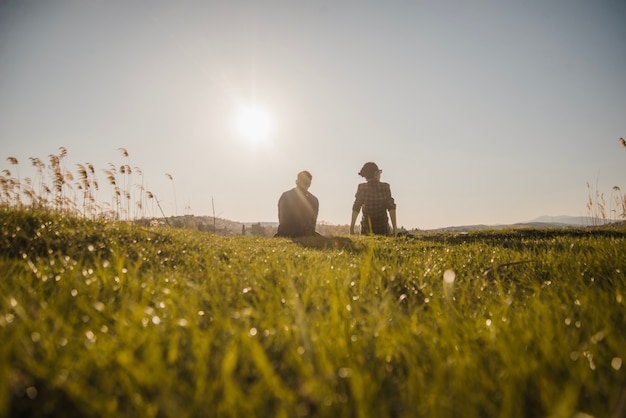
[358,162,381,181]
[295,170,312,191]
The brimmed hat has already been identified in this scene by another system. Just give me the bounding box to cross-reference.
[358,162,380,179]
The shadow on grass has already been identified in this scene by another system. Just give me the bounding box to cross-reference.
[288,235,361,252]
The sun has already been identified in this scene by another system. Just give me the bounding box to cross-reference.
[235,105,273,145]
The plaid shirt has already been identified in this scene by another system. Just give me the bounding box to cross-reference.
[352,180,396,234]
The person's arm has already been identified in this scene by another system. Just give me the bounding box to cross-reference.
[350,210,359,235]
[350,185,363,235]
[310,196,319,234]
[277,194,285,225]
[389,208,397,236]
[385,183,397,236]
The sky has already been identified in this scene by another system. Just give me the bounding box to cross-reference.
[1,0,625,230]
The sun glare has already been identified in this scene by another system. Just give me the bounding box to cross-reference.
[236,106,272,145]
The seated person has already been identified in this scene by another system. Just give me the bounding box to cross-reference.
[275,171,319,237]
[350,162,397,236]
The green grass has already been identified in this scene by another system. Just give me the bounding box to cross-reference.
[1,208,625,417]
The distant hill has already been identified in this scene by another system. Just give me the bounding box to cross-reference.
[428,215,620,232]
[528,215,617,227]
[140,216,350,237]
[145,214,622,235]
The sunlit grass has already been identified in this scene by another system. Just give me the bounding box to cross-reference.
[1,208,625,417]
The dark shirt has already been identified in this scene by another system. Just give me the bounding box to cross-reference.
[276,187,319,237]
[352,180,396,235]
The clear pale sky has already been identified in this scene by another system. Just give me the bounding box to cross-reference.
[1,1,625,230]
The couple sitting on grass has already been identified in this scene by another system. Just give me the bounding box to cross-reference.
[275,162,397,238]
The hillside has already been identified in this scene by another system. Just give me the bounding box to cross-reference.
[2,208,625,417]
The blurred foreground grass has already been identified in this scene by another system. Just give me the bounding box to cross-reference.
[1,208,625,417]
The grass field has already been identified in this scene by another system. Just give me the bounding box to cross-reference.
[1,208,625,417]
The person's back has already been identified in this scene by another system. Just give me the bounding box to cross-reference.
[355,180,394,234]
[350,162,397,235]
[276,171,319,238]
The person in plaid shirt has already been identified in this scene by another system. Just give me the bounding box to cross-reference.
[350,162,397,236]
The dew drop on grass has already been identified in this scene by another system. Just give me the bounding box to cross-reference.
[31,332,41,343]
[612,357,623,370]
[26,386,38,400]
[152,316,160,325]
[486,319,492,327]
[71,289,78,297]
[198,310,205,316]
[93,301,105,312]
[591,332,604,344]
[338,368,352,378]
[249,327,257,337]
[297,346,305,355]
[443,270,455,284]
[55,369,69,385]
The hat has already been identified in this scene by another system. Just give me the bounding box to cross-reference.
[358,162,380,179]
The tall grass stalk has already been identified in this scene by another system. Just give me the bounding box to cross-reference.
[1,148,166,222]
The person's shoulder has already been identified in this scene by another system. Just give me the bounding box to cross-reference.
[279,188,294,200]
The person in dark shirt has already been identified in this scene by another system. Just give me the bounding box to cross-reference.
[275,171,319,237]
[350,162,397,236]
